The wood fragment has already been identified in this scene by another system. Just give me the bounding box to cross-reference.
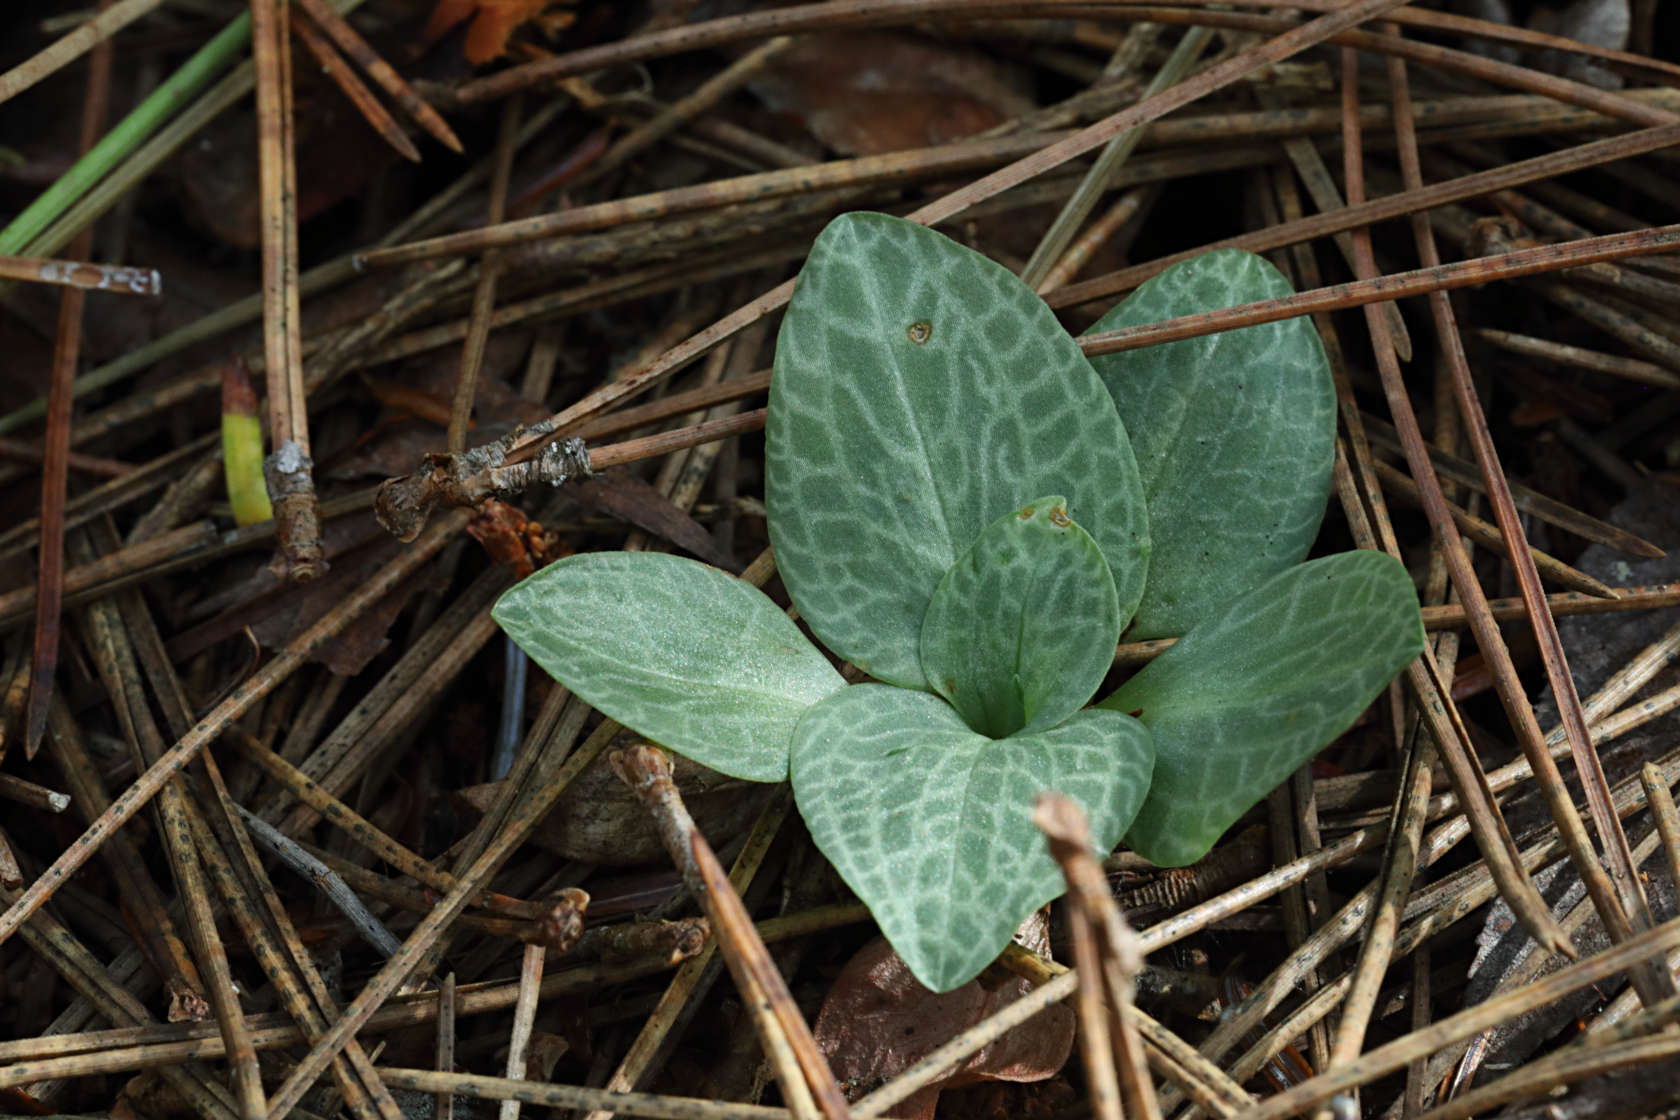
[608,743,841,1120]
[192,742,404,1120]
[374,422,591,541]
[1360,414,1664,559]
[1339,31,1606,964]
[0,520,219,628]
[378,1068,789,1120]
[496,943,548,1120]
[1038,186,1153,291]
[261,716,616,1119]
[87,573,266,1116]
[449,95,521,453]
[7,6,1680,1110]
[449,0,1680,106]
[0,883,241,1120]
[1021,24,1210,291]
[0,771,70,813]
[45,691,210,1024]
[373,0,1425,483]
[1073,219,1680,344]
[1371,459,1617,598]
[0,828,19,890]
[0,253,160,295]
[1242,917,1680,1119]
[1396,85,1673,1009]
[1475,327,1680,390]
[25,0,113,761]
[0,434,133,479]
[436,974,457,1120]
[235,803,403,958]
[1319,52,1432,1092]
[1035,794,1161,1120]
[292,13,418,162]
[575,35,796,191]
[1262,88,1414,360]
[251,0,325,582]
[0,511,466,947]
[294,0,461,152]
[0,905,863,1082]
[373,404,772,541]
[577,918,711,965]
[1641,763,1680,892]
[0,0,167,105]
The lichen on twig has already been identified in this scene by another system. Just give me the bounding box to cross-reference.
[374,421,594,542]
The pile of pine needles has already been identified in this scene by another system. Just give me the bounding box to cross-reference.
[2,1,1680,1117]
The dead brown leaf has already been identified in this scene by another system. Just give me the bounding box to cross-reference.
[454,742,768,865]
[250,534,425,676]
[172,77,401,250]
[750,32,1034,157]
[466,498,567,578]
[815,914,1075,1119]
[179,517,437,676]
[571,471,740,571]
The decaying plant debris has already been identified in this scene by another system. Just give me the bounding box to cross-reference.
[2,1,1680,1117]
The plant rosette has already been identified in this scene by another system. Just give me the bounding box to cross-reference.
[494,212,1424,992]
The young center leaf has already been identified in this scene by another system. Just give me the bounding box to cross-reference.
[791,684,1155,992]
[767,212,1148,690]
[920,497,1120,738]
[1100,550,1423,867]
[1085,250,1335,639]
[493,553,844,782]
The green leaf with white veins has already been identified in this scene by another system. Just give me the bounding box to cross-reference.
[792,685,1154,992]
[493,552,845,782]
[1085,250,1335,639]
[768,212,1148,690]
[1101,550,1423,867]
[920,496,1120,739]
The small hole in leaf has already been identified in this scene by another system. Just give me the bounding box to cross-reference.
[1049,507,1070,527]
[907,320,932,344]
